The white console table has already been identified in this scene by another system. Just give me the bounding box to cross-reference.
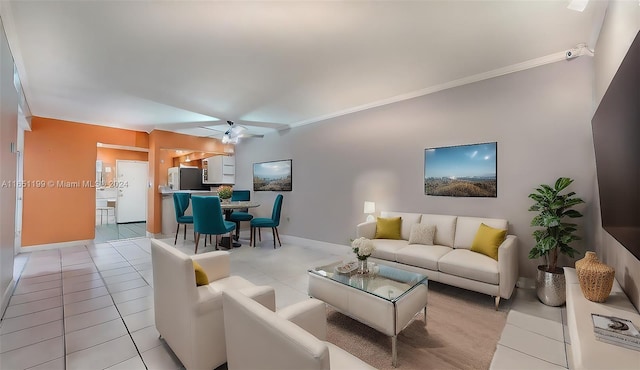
[564,267,640,369]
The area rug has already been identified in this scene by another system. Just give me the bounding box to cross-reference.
[325,283,508,369]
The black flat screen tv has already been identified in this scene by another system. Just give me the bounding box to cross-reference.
[591,30,640,260]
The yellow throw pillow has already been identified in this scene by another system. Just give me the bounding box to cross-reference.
[193,261,209,286]
[374,217,402,240]
[471,223,507,260]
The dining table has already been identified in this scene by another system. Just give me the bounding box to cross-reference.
[219,200,260,247]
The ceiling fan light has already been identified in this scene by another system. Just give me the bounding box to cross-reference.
[567,0,588,12]
[230,126,246,135]
[222,134,230,144]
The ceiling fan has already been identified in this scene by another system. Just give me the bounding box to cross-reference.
[201,120,265,144]
[222,120,265,144]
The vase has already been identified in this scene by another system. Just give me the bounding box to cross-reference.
[358,258,369,274]
[575,251,615,302]
[221,198,231,203]
[536,265,566,306]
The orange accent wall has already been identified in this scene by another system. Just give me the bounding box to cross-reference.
[22,118,228,246]
[97,147,149,185]
[148,130,230,234]
[22,117,149,246]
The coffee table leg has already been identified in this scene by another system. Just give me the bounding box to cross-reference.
[392,335,397,367]
[424,306,427,326]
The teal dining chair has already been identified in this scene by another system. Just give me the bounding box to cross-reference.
[191,195,236,253]
[250,194,283,248]
[173,192,194,245]
[228,190,254,241]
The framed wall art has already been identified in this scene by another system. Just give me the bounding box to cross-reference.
[424,142,497,197]
[253,159,292,191]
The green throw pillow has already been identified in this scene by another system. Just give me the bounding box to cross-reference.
[193,261,209,286]
[470,223,507,260]
[374,217,402,240]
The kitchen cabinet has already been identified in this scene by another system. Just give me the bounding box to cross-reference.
[202,155,235,184]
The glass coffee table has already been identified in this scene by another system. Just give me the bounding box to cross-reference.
[308,260,428,367]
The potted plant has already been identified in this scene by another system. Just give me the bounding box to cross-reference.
[217,185,233,202]
[528,177,584,306]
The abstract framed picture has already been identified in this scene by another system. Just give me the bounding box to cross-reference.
[253,159,292,191]
[424,142,497,197]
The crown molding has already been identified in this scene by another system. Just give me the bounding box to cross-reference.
[290,50,573,128]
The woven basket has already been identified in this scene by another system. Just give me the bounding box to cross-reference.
[575,251,615,303]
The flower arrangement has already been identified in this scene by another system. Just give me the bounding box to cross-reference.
[351,237,375,260]
[217,185,233,199]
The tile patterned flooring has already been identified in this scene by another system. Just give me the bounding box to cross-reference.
[94,222,147,244]
[1,233,570,369]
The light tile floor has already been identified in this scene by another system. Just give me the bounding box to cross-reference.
[2,234,569,369]
[94,222,147,244]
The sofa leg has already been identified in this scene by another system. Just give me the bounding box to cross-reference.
[494,296,500,310]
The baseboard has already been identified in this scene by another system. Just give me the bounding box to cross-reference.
[20,239,94,253]
[1,278,17,320]
[517,277,535,289]
[146,231,162,239]
[280,235,350,255]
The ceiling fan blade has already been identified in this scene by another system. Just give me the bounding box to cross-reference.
[239,133,264,139]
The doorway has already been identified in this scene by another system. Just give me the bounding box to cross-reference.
[95,145,149,243]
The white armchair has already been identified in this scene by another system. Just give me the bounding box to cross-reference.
[222,290,376,370]
[150,239,275,370]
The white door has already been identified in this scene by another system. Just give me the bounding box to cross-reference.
[115,160,148,223]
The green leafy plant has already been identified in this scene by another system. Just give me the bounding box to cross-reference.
[528,177,584,273]
[217,185,233,199]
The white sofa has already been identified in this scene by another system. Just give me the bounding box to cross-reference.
[151,239,276,370]
[222,289,376,370]
[357,212,518,309]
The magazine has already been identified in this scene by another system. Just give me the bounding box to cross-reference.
[591,313,640,346]
[595,333,640,352]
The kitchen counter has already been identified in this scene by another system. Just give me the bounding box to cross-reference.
[160,189,221,235]
[158,186,214,195]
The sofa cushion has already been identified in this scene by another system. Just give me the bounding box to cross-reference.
[374,217,402,239]
[438,249,499,285]
[470,223,507,260]
[420,214,457,247]
[209,275,259,292]
[380,211,422,240]
[396,244,452,271]
[408,223,436,245]
[370,239,409,261]
[454,216,508,249]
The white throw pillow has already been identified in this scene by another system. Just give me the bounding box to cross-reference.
[408,223,436,245]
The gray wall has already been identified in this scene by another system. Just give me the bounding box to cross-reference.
[236,56,596,280]
[592,1,640,309]
[0,16,18,314]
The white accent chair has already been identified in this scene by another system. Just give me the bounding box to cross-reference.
[150,239,276,370]
[222,290,376,370]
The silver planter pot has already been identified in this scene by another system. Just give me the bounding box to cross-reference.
[536,265,566,306]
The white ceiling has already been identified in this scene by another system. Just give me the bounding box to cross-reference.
[1,1,606,138]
